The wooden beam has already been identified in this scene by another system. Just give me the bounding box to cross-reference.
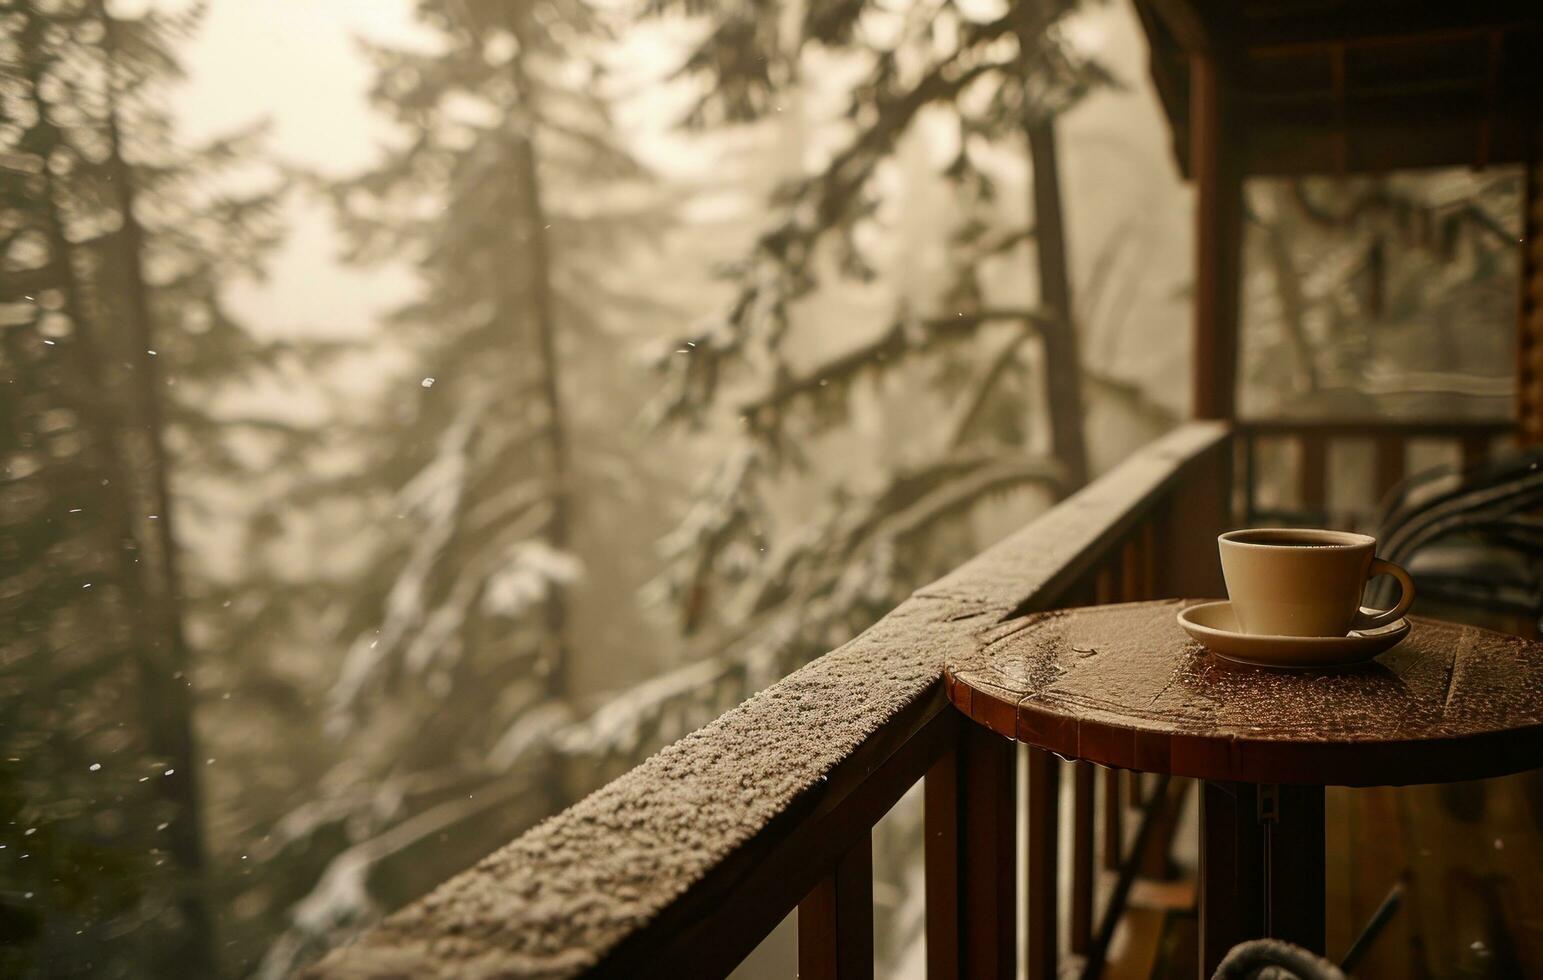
[1239,4,1541,52]
[1190,52,1244,420]
[1243,112,1540,175]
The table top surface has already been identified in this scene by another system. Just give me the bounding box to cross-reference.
[944,600,1543,786]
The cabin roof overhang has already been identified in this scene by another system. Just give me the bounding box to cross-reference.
[1133,0,1543,177]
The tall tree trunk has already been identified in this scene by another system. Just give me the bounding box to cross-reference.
[93,5,215,973]
[1011,0,1087,489]
[1026,118,1090,490]
[508,32,572,700]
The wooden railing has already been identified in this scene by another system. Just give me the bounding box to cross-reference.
[301,422,1232,980]
[1236,418,1515,530]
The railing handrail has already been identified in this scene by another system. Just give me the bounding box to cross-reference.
[1236,417,1513,438]
[300,421,1230,979]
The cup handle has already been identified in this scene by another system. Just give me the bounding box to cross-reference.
[1350,558,1415,631]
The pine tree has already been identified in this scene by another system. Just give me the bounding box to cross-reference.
[1,1,285,973]
[259,0,659,967]
[647,0,1109,666]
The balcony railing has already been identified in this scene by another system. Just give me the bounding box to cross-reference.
[1237,417,1514,530]
[300,421,1232,979]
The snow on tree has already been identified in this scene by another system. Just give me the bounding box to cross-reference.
[258,0,666,969]
[646,0,1111,670]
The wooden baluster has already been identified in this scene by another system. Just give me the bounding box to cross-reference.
[1095,563,1115,607]
[1118,524,1152,812]
[1517,133,1543,444]
[1373,437,1405,506]
[1120,536,1140,603]
[1095,561,1123,873]
[1241,431,1257,524]
[1140,521,1157,599]
[1127,770,1146,809]
[1070,762,1095,956]
[1027,748,1060,980]
[799,831,874,980]
[1299,434,1328,522]
[1116,532,1147,816]
[924,751,960,980]
[1460,435,1491,473]
[927,725,1015,980]
[1103,768,1122,871]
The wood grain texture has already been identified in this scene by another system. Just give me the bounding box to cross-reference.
[947,600,1543,787]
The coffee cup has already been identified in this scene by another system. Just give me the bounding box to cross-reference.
[1217,528,1414,637]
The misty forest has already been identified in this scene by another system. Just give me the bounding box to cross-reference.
[0,0,1520,976]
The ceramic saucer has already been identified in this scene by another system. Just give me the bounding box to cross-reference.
[1176,600,1410,670]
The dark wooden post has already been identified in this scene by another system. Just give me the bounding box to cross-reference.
[924,750,960,980]
[1102,768,1123,872]
[1070,762,1095,955]
[1026,748,1060,980]
[1263,784,1327,955]
[1200,781,1266,975]
[799,831,874,980]
[927,724,1016,980]
[1518,128,1543,444]
[1191,53,1244,422]
[1299,434,1328,519]
[1200,781,1326,977]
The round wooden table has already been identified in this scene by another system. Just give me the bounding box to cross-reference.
[944,600,1543,975]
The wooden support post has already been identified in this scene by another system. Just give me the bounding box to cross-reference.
[928,725,1016,980]
[1191,53,1244,422]
[1027,748,1060,980]
[1299,434,1328,520]
[1102,768,1122,872]
[1200,781,1266,976]
[1517,127,1543,444]
[1200,781,1326,978]
[799,831,874,980]
[924,751,960,980]
[1070,762,1095,955]
[1241,431,1257,524]
[1263,784,1326,955]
